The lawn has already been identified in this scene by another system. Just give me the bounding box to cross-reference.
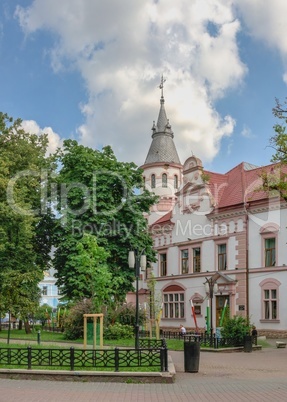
[0,329,166,372]
[0,329,184,350]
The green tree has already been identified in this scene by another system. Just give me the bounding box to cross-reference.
[53,140,157,302]
[0,113,55,331]
[59,233,122,309]
[34,304,53,327]
[0,270,42,342]
[262,97,287,199]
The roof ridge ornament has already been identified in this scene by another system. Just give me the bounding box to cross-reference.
[158,75,166,99]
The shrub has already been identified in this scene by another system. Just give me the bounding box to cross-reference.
[63,298,94,340]
[104,323,134,340]
[220,315,251,345]
[106,303,146,326]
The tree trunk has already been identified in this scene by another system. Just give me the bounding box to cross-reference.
[24,320,31,334]
[18,319,23,330]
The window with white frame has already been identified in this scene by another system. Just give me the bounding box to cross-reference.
[218,243,227,271]
[181,249,189,274]
[159,253,167,276]
[193,247,201,272]
[42,286,48,296]
[163,286,185,318]
[264,288,277,319]
[260,224,278,267]
[265,237,276,267]
[260,279,280,322]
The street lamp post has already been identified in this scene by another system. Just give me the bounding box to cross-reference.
[128,249,146,349]
[205,277,218,340]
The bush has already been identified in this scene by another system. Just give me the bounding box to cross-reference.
[63,299,94,340]
[220,315,251,345]
[104,323,134,340]
[106,303,146,326]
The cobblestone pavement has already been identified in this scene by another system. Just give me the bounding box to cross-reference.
[1,341,287,402]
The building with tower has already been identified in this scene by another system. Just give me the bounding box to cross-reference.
[139,82,287,337]
[140,78,182,225]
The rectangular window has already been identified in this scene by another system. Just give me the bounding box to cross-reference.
[163,292,185,319]
[193,247,201,272]
[160,253,167,276]
[42,286,48,296]
[181,249,189,274]
[265,238,276,266]
[264,289,277,319]
[218,244,227,271]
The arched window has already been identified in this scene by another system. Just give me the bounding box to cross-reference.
[151,174,156,188]
[162,173,167,188]
[174,175,178,189]
[163,285,185,319]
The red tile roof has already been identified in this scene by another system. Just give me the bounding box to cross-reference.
[150,161,284,226]
[207,162,283,209]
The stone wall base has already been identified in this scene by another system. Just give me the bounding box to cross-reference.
[256,330,287,339]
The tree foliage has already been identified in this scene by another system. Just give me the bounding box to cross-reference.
[0,112,54,323]
[262,98,287,200]
[53,140,157,303]
[34,304,53,327]
[58,233,123,309]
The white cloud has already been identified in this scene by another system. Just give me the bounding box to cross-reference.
[241,125,254,139]
[15,0,248,165]
[234,0,287,77]
[20,120,62,156]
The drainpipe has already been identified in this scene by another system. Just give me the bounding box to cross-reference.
[245,206,250,322]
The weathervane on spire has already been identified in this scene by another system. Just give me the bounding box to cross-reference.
[158,75,166,98]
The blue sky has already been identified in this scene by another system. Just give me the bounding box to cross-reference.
[1,0,287,173]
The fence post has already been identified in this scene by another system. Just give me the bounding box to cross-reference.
[70,347,75,371]
[27,346,32,369]
[160,347,168,372]
[115,347,119,372]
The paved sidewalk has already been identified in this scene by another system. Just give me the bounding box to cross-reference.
[1,340,287,401]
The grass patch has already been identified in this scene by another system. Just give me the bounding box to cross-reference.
[0,335,164,373]
[0,364,160,372]
[0,329,67,342]
[257,338,271,348]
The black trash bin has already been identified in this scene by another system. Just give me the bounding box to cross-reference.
[184,335,200,372]
[243,335,252,353]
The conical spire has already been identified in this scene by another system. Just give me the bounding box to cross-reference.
[144,77,181,165]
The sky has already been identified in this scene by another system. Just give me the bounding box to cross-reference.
[1,0,287,174]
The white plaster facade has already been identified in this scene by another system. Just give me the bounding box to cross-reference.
[140,92,287,336]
